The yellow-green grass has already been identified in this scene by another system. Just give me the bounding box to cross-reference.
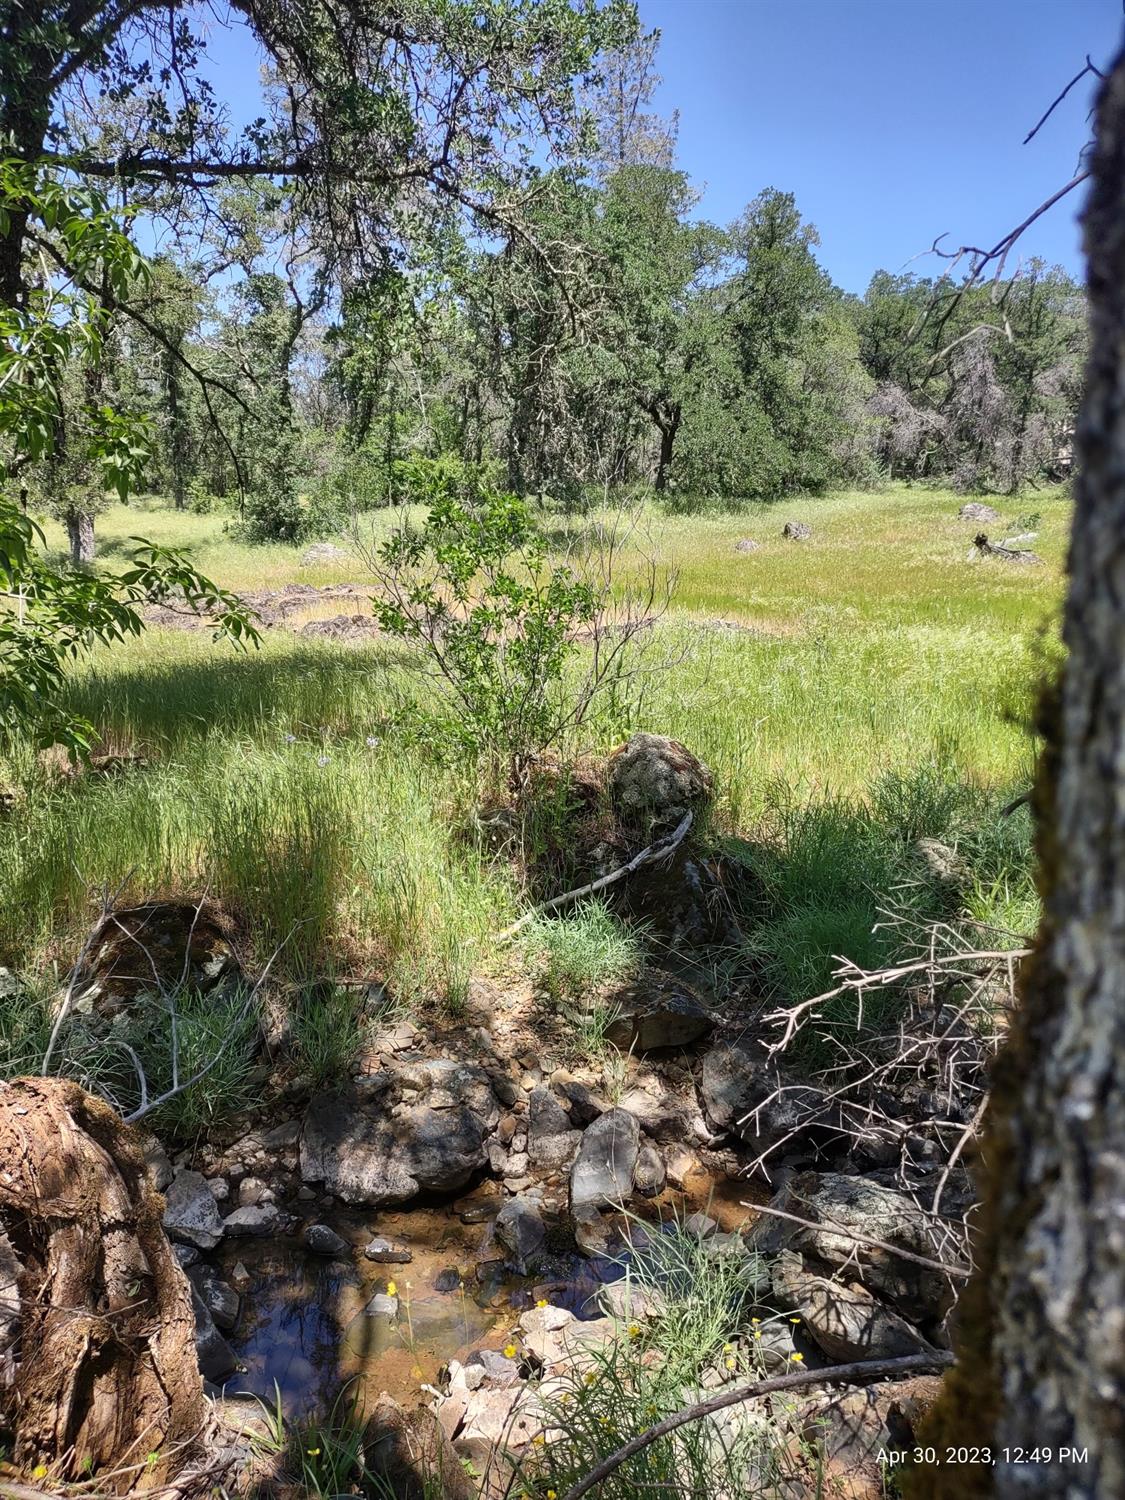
[9,485,1064,1004]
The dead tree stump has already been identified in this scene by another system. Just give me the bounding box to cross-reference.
[0,1077,203,1490]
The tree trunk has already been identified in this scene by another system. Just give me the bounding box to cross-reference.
[0,1078,204,1490]
[915,52,1125,1500]
[66,508,96,565]
[653,405,680,492]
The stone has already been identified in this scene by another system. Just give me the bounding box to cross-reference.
[782,520,812,539]
[222,1203,281,1237]
[173,1242,200,1268]
[527,1086,581,1171]
[700,1040,818,1154]
[683,1211,718,1240]
[433,1267,464,1293]
[571,1109,640,1213]
[746,1172,955,1324]
[604,972,713,1053]
[550,1076,606,1127]
[260,1119,301,1150]
[237,1176,268,1207]
[206,1176,230,1202]
[958,501,1000,522]
[364,1291,399,1318]
[496,1195,547,1270]
[364,1237,413,1264]
[797,1376,944,1496]
[772,1251,936,1363]
[304,1223,349,1257]
[632,1144,666,1198]
[607,732,713,833]
[465,1348,521,1387]
[734,538,761,552]
[141,1134,174,1192]
[598,1278,666,1323]
[663,1142,702,1189]
[190,1268,241,1333]
[163,1169,223,1250]
[300,1062,500,1205]
[914,837,970,886]
[364,1394,475,1500]
[191,1286,238,1383]
[502,1151,531,1179]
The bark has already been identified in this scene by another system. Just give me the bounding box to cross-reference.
[66,508,96,566]
[914,52,1125,1500]
[0,1078,204,1490]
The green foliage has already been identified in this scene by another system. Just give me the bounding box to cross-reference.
[528,899,643,1003]
[370,481,603,775]
[289,985,368,1089]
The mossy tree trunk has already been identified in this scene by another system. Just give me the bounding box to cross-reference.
[915,51,1125,1500]
[0,1078,204,1492]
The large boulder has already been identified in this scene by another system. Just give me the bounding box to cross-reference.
[747,1171,955,1325]
[782,520,812,540]
[604,972,713,1052]
[700,1040,821,1156]
[958,501,1000,522]
[571,1109,640,1213]
[495,1195,547,1271]
[772,1250,936,1363]
[364,1394,475,1500]
[607,733,713,833]
[301,1061,500,1205]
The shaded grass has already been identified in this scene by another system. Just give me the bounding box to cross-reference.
[8,484,1062,1019]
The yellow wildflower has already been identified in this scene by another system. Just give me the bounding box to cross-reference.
[306,1447,321,1457]
[790,1352,804,1363]
[386,1280,397,1296]
[753,1330,762,1340]
[627,1322,641,1339]
[789,1316,800,1324]
[547,1491,558,1499]
[536,1298,549,1308]
[32,1467,48,1481]
[584,1371,597,1386]
[504,1343,518,1359]
[750,1317,760,1325]
[725,1357,736,1371]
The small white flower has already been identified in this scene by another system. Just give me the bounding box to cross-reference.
[284,733,297,744]
[365,735,380,748]
[316,754,330,767]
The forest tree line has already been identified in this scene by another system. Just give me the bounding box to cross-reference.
[21,33,1087,556]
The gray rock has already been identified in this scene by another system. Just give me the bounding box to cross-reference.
[301,1062,500,1205]
[571,1109,640,1213]
[746,1171,955,1323]
[191,1286,238,1383]
[604,973,713,1052]
[364,1394,475,1500]
[163,1169,223,1250]
[465,1348,521,1388]
[772,1251,936,1363]
[304,1223,349,1257]
[914,838,970,886]
[141,1134,174,1192]
[260,1119,301,1150]
[300,541,353,566]
[237,1176,268,1207]
[684,1211,718,1240]
[364,1291,400,1319]
[222,1203,281,1238]
[527,1086,581,1171]
[734,538,761,553]
[958,501,1001,522]
[607,733,713,832]
[173,1242,200,1268]
[496,1195,546,1270]
[617,1088,697,1145]
[782,520,811,540]
[700,1040,818,1153]
[364,1237,413,1264]
[191,1269,241,1332]
[632,1144,666,1198]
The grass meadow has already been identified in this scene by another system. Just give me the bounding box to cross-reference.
[5,484,1064,1022]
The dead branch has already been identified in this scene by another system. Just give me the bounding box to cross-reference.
[557,1352,954,1500]
[741,1201,971,1279]
[496,811,692,942]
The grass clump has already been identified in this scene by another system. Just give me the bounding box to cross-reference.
[289,984,369,1089]
[526,899,645,1061]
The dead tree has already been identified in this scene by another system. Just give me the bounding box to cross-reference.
[915,49,1125,1500]
[0,1078,203,1491]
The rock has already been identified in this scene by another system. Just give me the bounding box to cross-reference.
[502,1152,531,1179]
[700,1040,818,1154]
[663,1142,702,1190]
[364,1394,475,1500]
[190,1268,241,1333]
[782,520,811,539]
[683,1211,718,1240]
[734,538,761,553]
[527,1086,581,1171]
[958,501,1000,522]
[496,1195,547,1270]
[141,1134,174,1192]
[571,1109,640,1213]
[604,972,713,1052]
[364,1236,413,1264]
[607,733,713,833]
[433,1267,464,1293]
[173,1243,200,1268]
[772,1251,935,1363]
[798,1376,944,1496]
[616,1088,696,1145]
[260,1119,301,1150]
[222,1203,281,1238]
[206,1176,230,1202]
[633,1144,666,1198]
[465,1348,521,1387]
[914,837,970,886]
[163,1169,223,1250]
[300,1062,500,1205]
[191,1286,238,1383]
[598,1278,666,1322]
[747,1172,955,1324]
[456,1387,528,1449]
[300,541,352,567]
[237,1176,268,1208]
[364,1291,399,1318]
[550,1075,606,1127]
[304,1223,349,1257]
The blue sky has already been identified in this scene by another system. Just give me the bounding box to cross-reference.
[198,0,1122,294]
[641,0,1121,291]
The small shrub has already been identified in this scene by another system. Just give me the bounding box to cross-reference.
[527,899,643,1004]
[290,985,367,1088]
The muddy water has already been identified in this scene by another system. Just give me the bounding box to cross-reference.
[216,1178,763,1417]
[215,1204,621,1416]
